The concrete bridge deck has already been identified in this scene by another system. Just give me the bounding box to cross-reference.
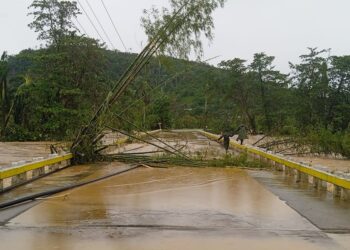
[0,131,349,249]
[0,166,341,250]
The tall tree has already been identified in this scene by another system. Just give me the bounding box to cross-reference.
[28,0,81,47]
[219,58,258,133]
[289,48,330,128]
[11,35,107,140]
[250,53,286,132]
[328,56,350,131]
[141,0,226,60]
[6,1,108,140]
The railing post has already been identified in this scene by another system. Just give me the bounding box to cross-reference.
[341,188,350,201]
[333,185,341,198]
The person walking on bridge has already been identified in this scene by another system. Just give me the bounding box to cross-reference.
[235,124,248,145]
[217,131,232,154]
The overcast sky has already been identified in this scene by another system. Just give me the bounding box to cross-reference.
[1,0,350,72]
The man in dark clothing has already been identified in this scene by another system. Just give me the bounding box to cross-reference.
[217,132,231,153]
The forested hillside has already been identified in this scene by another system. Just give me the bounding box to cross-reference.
[0,0,349,158]
[1,46,349,157]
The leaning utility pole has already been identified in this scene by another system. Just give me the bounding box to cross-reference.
[71,3,192,163]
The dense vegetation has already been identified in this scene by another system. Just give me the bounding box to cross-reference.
[0,0,349,158]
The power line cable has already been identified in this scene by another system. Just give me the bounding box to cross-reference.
[105,126,189,159]
[113,113,191,160]
[77,0,106,45]
[116,55,221,116]
[71,2,191,154]
[74,16,88,35]
[100,0,127,52]
[84,0,116,50]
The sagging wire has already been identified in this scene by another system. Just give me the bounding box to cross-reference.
[71,2,192,158]
[113,113,191,160]
[104,125,189,160]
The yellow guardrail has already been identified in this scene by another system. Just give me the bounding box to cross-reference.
[0,153,73,180]
[0,130,161,180]
[200,130,350,190]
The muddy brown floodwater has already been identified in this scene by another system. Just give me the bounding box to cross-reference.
[1,131,350,249]
[290,156,350,172]
[0,141,56,169]
[0,167,346,250]
[244,135,350,172]
[112,131,230,159]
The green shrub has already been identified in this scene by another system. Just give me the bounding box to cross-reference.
[341,132,350,158]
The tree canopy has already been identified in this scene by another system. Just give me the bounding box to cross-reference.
[28,0,81,46]
[141,0,226,60]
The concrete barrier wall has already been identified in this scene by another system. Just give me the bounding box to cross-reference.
[199,130,350,201]
[0,153,73,193]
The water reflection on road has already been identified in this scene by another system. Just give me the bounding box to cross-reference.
[1,167,343,250]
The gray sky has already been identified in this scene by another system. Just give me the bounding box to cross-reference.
[1,0,350,72]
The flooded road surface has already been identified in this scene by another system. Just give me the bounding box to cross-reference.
[1,131,349,249]
[0,167,345,250]
[0,162,131,204]
[249,170,350,232]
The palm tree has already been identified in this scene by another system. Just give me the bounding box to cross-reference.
[0,51,9,136]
